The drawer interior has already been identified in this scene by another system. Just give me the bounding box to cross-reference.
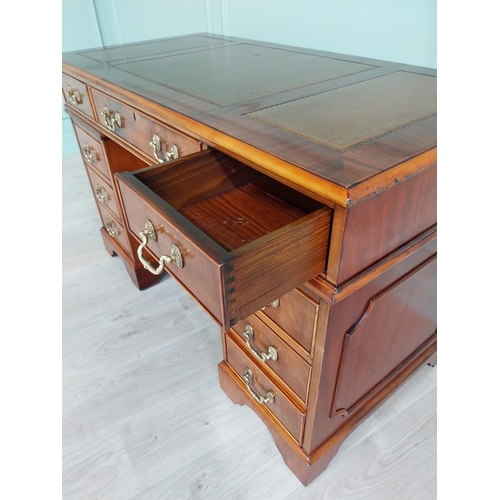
[134,149,324,252]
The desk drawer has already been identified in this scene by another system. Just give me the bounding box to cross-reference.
[96,203,132,256]
[225,333,305,442]
[257,288,319,354]
[116,149,332,331]
[91,88,203,162]
[231,316,311,404]
[62,73,95,119]
[86,166,121,222]
[74,125,110,181]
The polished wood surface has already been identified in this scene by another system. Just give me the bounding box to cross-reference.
[334,227,437,302]
[68,108,161,291]
[231,315,311,404]
[256,287,319,355]
[85,165,121,221]
[331,258,437,415]
[180,182,308,251]
[303,237,437,454]
[62,34,437,489]
[73,124,109,180]
[63,33,437,206]
[333,163,437,285]
[63,152,436,498]
[116,149,332,330]
[62,72,94,119]
[117,173,227,324]
[225,334,306,443]
[95,202,131,255]
[92,87,204,164]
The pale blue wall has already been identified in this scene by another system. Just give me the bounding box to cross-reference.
[62,0,436,155]
[92,0,209,46]
[226,0,437,69]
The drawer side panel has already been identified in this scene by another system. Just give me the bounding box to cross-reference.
[224,207,332,327]
[117,177,225,325]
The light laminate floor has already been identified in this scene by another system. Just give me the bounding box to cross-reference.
[62,152,437,499]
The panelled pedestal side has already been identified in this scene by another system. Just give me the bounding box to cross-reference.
[219,226,437,486]
[63,34,437,487]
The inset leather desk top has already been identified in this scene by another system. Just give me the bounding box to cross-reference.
[63,33,437,199]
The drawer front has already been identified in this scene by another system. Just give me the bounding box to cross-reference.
[117,177,226,324]
[91,88,203,162]
[62,73,94,119]
[86,167,121,222]
[96,203,131,256]
[231,316,311,404]
[116,149,332,331]
[258,288,319,353]
[225,334,305,442]
[74,125,110,181]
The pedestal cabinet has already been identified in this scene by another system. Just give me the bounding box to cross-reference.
[63,34,437,485]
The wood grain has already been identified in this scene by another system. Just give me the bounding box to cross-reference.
[230,317,311,405]
[180,182,307,251]
[331,257,437,415]
[68,107,164,291]
[255,286,319,355]
[303,241,437,454]
[63,152,436,499]
[62,430,140,500]
[73,123,110,180]
[287,387,437,500]
[91,87,203,163]
[335,164,437,285]
[63,35,438,484]
[117,152,332,330]
[63,34,437,206]
[62,72,95,120]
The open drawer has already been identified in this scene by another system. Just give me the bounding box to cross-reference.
[116,149,332,330]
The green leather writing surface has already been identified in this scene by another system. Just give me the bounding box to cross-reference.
[247,72,437,151]
[82,35,229,63]
[112,43,374,107]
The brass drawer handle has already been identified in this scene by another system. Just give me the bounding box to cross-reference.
[261,299,280,310]
[242,368,275,405]
[137,219,184,274]
[104,220,120,238]
[66,86,82,105]
[243,324,278,362]
[82,144,97,164]
[101,106,123,131]
[94,185,110,204]
[149,134,179,163]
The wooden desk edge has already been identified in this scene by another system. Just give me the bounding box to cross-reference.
[62,63,436,209]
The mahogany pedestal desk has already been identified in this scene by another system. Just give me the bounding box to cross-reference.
[62,34,437,486]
